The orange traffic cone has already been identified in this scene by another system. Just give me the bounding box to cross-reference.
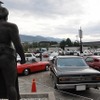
[31,79,36,92]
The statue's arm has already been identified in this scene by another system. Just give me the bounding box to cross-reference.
[10,24,26,64]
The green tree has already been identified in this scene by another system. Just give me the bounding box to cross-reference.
[32,42,38,48]
[73,40,80,46]
[66,38,73,47]
[59,40,66,50]
[50,41,58,45]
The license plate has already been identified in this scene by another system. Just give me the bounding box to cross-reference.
[76,85,86,91]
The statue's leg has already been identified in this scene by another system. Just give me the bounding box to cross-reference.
[16,74,20,100]
[0,55,18,100]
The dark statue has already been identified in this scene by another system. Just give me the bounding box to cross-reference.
[0,1,26,100]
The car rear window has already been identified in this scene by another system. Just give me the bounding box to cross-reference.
[25,54,32,57]
[57,57,88,69]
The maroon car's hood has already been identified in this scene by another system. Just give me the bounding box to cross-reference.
[57,67,100,75]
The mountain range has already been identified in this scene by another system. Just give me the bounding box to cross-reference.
[19,34,62,43]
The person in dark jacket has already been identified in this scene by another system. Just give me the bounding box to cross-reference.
[0,1,26,100]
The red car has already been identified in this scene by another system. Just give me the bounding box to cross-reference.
[85,56,100,70]
[17,60,50,76]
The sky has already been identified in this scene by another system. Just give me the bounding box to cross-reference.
[2,0,100,42]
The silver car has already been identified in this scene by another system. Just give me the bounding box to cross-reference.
[50,56,100,91]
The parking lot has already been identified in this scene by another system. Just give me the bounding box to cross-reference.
[18,57,100,100]
[18,71,83,100]
[19,70,100,100]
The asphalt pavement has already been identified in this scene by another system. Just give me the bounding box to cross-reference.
[18,57,100,100]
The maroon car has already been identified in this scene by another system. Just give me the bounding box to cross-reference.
[85,56,100,70]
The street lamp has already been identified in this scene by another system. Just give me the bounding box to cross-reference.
[79,27,83,53]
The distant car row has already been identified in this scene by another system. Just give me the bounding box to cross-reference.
[64,50,93,56]
[17,52,50,62]
[56,49,100,56]
[17,50,100,63]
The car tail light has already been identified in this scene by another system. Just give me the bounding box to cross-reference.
[59,77,70,82]
[92,75,100,81]
[96,77,100,80]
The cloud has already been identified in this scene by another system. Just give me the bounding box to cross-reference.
[84,22,100,34]
[2,0,100,42]
[4,0,84,17]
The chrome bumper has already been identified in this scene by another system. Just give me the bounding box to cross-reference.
[56,82,100,90]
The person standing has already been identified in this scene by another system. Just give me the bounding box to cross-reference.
[0,1,26,100]
[40,51,42,61]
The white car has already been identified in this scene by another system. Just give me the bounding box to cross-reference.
[25,53,36,61]
[94,51,100,56]
[35,53,40,57]
[17,53,36,62]
[48,51,59,61]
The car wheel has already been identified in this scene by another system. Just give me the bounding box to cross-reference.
[45,65,49,71]
[23,68,30,76]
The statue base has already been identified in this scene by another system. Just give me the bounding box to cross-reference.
[0,70,20,99]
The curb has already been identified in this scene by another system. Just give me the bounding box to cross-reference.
[20,92,56,100]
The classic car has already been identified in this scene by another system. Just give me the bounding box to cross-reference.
[50,56,100,91]
[17,60,50,76]
[17,53,36,62]
[85,56,100,70]
[25,53,36,61]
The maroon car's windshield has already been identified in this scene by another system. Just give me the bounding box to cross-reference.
[57,57,88,69]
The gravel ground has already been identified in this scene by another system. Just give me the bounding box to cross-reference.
[18,71,53,93]
[18,71,88,100]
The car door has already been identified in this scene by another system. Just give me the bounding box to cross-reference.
[85,57,100,69]
[29,62,37,72]
[35,62,46,71]
[30,62,43,72]
[92,58,100,69]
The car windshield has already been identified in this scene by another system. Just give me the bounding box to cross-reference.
[57,57,88,69]
[25,54,32,57]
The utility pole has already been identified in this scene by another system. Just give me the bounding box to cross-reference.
[79,27,83,53]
